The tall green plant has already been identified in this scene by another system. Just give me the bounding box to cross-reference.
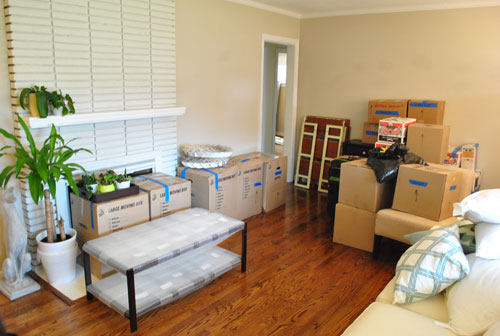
[0,114,91,242]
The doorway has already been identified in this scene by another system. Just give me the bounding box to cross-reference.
[260,35,299,182]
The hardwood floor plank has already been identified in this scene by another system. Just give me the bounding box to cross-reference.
[0,184,405,335]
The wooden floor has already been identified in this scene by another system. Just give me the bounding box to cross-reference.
[1,184,407,336]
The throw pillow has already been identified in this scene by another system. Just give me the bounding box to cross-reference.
[405,220,476,254]
[484,320,500,336]
[445,254,500,335]
[475,222,500,259]
[453,189,500,224]
[394,225,469,305]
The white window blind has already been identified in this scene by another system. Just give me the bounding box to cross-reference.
[4,0,179,262]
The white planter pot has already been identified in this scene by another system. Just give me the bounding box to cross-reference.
[36,228,78,285]
[90,183,98,193]
[115,180,131,190]
[50,106,64,116]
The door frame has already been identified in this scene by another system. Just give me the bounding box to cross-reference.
[259,34,299,182]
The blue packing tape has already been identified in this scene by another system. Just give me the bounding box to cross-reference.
[375,110,399,116]
[137,175,170,202]
[409,179,428,187]
[201,168,219,190]
[90,201,94,230]
[365,130,378,136]
[241,159,250,163]
[181,167,190,179]
[450,185,457,191]
[254,182,262,187]
[275,170,282,176]
[409,101,438,108]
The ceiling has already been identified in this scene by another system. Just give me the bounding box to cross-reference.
[227,0,500,18]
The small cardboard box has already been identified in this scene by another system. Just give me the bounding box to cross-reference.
[333,203,376,252]
[406,124,450,164]
[377,117,416,144]
[228,158,264,220]
[407,100,445,125]
[443,145,462,167]
[70,192,149,240]
[368,99,408,123]
[338,159,396,212]
[362,122,379,144]
[177,165,238,218]
[461,143,479,170]
[393,164,461,221]
[134,173,191,220]
[427,163,475,201]
[228,152,287,212]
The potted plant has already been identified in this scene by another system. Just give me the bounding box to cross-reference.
[19,85,50,118]
[0,114,91,285]
[115,169,134,190]
[19,86,75,118]
[47,90,75,116]
[77,173,98,199]
[98,170,117,193]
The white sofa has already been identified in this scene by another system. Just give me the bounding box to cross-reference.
[341,277,456,335]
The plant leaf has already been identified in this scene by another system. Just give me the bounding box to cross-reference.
[19,88,33,110]
[15,157,25,176]
[35,160,49,182]
[48,125,57,163]
[0,165,15,188]
[0,127,24,150]
[16,114,37,157]
[48,178,56,199]
[28,172,41,204]
[35,92,49,118]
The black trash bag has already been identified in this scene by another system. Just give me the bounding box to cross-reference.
[367,143,426,183]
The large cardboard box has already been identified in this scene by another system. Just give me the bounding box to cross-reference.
[368,99,408,123]
[427,163,474,201]
[134,173,191,220]
[228,152,287,212]
[70,192,150,279]
[362,122,379,144]
[377,117,416,144]
[407,100,445,125]
[228,158,264,220]
[177,165,238,218]
[338,159,396,212]
[393,164,461,221]
[406,124,450,164]
[333,203,376,252]
[70,192,149,240]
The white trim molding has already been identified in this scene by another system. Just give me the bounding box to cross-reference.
[225,0,301,18]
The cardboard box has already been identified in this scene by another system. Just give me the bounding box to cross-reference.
[177,165,238,218]
[134,173,191,220]
[228,152,287,212]
[443,145,462,167]
[393,164,461,221]
[377,117,416,144]
[461,143,479,170]
[227,158,264,220]
[333,203,376,252]
[407,100,445,125]
[368,99,408,123]
[70,192,149,241]
[427,163,474,201]
[406,124,450,164]
[70,192,150,279]
[474,170,482,192]
[338,159,396,212]
[362,122,379,144]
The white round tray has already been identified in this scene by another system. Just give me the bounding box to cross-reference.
[180,144,232,158]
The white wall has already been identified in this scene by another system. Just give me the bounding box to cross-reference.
[298,7,500,189]
[176,0,300,154]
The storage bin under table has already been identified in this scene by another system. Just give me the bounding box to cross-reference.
[82,207,247,332]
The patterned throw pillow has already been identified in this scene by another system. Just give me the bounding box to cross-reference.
[394,225,470,305]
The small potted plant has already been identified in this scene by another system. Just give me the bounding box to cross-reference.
[77,173,98,199]
[47,90,75,116]
[19,85,50,118]
[115,169,134,190]
[98,170,117,193]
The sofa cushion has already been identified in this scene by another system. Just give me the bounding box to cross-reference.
[453,189,500,224]
[341,302,456,336]
[375,208,459,244]
[445,254,500,336]
[377,277,449,323]
[394,225,469,304]
[475,222,500,259]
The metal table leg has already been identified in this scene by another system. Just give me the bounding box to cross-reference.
[126,269,138,332]
[241,222,247,273]
[83,251,93,300]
